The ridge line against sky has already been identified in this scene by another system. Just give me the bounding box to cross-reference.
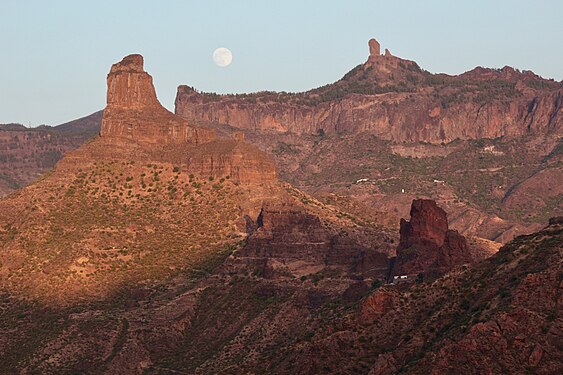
[1,0,562,126]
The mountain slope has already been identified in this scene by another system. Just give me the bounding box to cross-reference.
[173,38,562,243]
[2,38,560,242]
[0,54,275,304]
[0,53,402,374]
[0,111,102,197]
[53,110,103,135]
[0,212,558,374]
[0,54,396,306]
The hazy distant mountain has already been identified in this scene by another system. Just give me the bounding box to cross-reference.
[0,111,102,197]
[52,110,103,135]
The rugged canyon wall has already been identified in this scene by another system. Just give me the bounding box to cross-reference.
[175,39,562,144]
[231,202,391,279]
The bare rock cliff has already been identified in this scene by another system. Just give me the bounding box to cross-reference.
[231,202,390,279]
[175,39,562,143]
[99,54,276,183]
[391,199,472,279]
[101,54,216,145]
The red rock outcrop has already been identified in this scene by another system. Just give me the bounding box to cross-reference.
[368,38,381,58]
[98,54,276,183]
[359,288,400,324]
[101,54,216,145]
[391,199,472,278]
[175,38,562,143]
[233,202,390,278]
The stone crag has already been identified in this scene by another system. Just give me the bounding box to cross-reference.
[98,54,276,183]
[100,54,216,145]
[0,54,282,305]
[368,38,380,57]
[4,44,562,375]
[391,199,473,279]
[229,202,391,279]
[175,38,562,143]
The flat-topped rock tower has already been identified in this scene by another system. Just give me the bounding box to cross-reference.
[100,54,216,146]
[97,54,276,183]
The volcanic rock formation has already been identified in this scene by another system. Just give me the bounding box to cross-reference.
[101,54,216,145]
[4,49,561,375]
[368,38,380,57]
[0,53,282,305]
[175,38,562,143]
[99,54,275,183]
[391,199,472,279]
[231,202,391,279]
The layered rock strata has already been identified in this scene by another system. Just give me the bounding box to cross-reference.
[391,199,472,279]
[99,54,276,183]
[101,54,216,145]
[232,203,390,278]
[175,39,562,143]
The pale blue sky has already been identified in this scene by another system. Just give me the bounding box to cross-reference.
[1,0,562,126]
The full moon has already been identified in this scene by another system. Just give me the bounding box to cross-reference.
[212,47,233,67]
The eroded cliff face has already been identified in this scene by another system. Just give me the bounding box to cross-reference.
[100,54,216,145]
[0,54,283,305]
[175,39,562,143]
[391,199,473,279]
[3,215,558,374]
[98,54,276,183]
[228,202,392,279]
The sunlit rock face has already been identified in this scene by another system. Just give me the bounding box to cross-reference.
[99,54,276,183]
[100,54,216,145]
[175,38,562,144]
[105,54,159,109]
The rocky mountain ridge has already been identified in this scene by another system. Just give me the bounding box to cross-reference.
[171,38,562,244]
[88,54,276,184]
[0,53,392,305]
[2,39,560,244]
[176,38,562,144]
[0,210,558,373]
[0,48,559,374]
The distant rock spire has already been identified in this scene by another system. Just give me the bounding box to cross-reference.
[391,199,472,280]
[368,38,381,57]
